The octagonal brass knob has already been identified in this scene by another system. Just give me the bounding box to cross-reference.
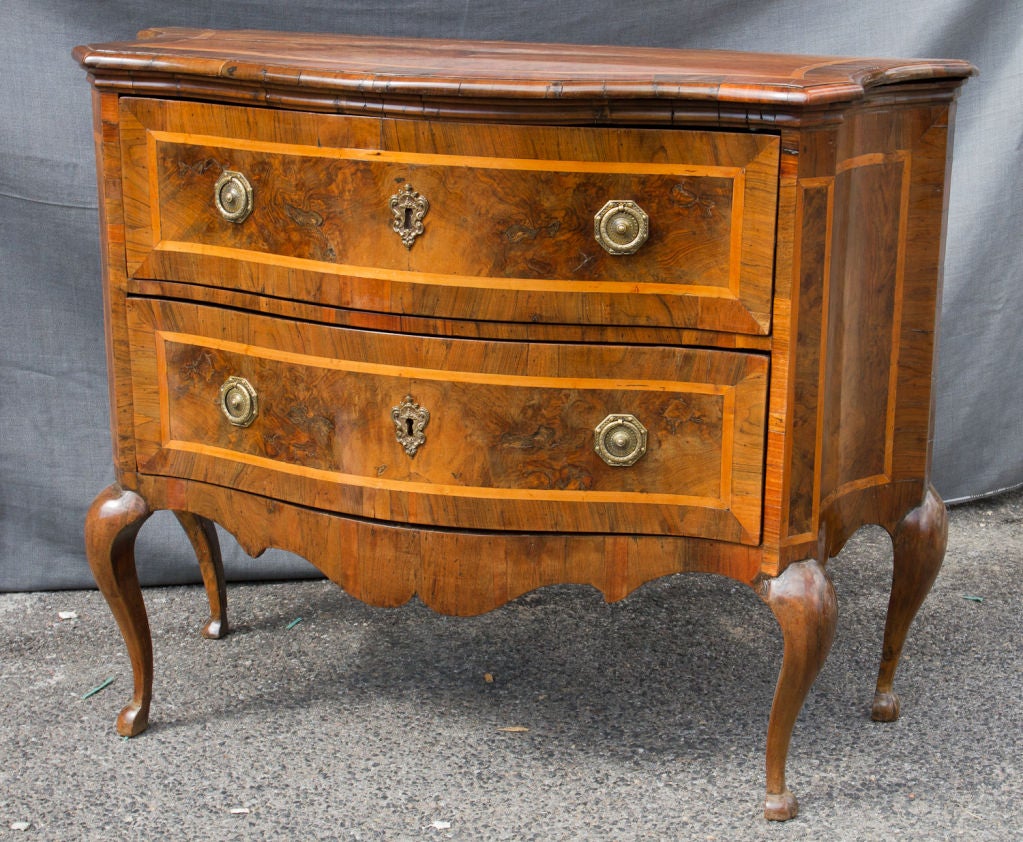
[214,170,254,223]
[594,200,649,255]
[594,413,648,466]
[219,376,258,427]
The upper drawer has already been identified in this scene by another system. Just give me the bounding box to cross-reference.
[119,98,778,334]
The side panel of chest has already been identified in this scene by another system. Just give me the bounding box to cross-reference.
[118,98,778,334]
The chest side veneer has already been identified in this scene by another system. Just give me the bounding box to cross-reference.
[75,29,973,821]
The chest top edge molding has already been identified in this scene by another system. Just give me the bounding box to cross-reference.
[74,27,976,122]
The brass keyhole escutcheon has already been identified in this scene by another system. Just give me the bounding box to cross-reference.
[214,170,254,223]
[389,183,430,249]
[219,376,258,427]
[392,395,430,457]
[594,413,648,466]
[594,200,649,255]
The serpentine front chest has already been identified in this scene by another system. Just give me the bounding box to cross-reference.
[75,28,973,820]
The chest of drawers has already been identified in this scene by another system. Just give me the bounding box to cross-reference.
[75,29,973,820]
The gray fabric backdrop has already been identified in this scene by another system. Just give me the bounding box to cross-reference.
[1,1,1020,591]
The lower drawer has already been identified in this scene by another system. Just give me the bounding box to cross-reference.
[126,298,767,542]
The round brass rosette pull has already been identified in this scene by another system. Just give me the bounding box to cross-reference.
[594,413,648,466]
[219,376,258,427]
[214,170,254,223]
[594,200,649,255]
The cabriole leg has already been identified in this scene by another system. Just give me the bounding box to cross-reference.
[84,484,153,737]
[871,484,947,722]
[173,511,229,639]
[758,559,837,821]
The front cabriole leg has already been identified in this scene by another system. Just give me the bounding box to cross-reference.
[757,558,837,820]
[871,484,947,721]
[84,484,153,736]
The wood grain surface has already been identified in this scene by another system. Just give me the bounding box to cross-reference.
[120,97,778,333]
[138,476,765,612]
[75,28,975,115]
[126,297,767,542]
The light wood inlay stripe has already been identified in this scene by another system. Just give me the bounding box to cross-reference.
[727,170,746,297]
[819,472,890,512]
[155,242,745,300]
[719,386,736,504]
[155,329,734,394]
[885,152,912,478]
[161,440,730,509]
[154,331,170,444]
[146,131,161,244]
[150,129,745,178]
[811,179,835,542]
[835,150,903,174]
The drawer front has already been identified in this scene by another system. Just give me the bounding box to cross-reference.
[120,98,778,334]
[127,299,767,542]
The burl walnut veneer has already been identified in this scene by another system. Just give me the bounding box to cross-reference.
[75,29,974,820]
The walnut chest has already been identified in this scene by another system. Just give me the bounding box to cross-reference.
[74,29,973,820]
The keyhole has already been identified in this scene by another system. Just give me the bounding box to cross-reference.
[406,417,414,436]
[403,206,414,230]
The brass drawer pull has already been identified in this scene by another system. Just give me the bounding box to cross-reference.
[214,170,254,223]
[390,183,429,249]
[594,413,648,466]
[594,200,649,255]
[219,376,258,427]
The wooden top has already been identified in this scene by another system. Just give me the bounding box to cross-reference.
[75,28,975,109]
